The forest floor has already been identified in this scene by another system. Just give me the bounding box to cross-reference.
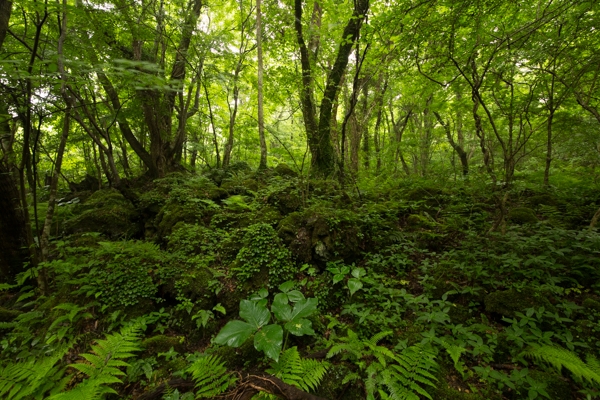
[2,164,600,400]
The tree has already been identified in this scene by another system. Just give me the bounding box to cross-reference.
[294,0,369,177]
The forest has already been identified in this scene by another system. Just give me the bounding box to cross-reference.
[1,0,600,398]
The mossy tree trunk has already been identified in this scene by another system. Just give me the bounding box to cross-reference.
[294,0,369,178]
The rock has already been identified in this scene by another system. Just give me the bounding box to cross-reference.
[63,189,140,238]
[507,207,538,225]
[274,163,298,178]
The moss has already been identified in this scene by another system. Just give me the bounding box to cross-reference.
[267,186,302,215]
[141,335,184,354]
[484,288,555,318]
[406,214,438,231]
[507,207,538,225]
[64,189,140,238]
[274,163,298,178]
[0,307,20,322]
[155,203,205,238]
[527,194,558,208]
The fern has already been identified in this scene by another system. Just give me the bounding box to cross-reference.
[328,330,438,400]
[525,345,600,385]
[266,347,328,392]
[0,346,70,400]
[47,322,143,400]
[186,355,236,398]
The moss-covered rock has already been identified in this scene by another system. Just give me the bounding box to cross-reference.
[484,288,555,318]
[63,189,140,238]
[507,207,538,225]
[527,194,558,208]
[267,186,302,215]
[142,335,184,354]
[406,214,438,231]
[274,163,298,178]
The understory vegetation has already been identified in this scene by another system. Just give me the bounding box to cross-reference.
[1,168,600,399]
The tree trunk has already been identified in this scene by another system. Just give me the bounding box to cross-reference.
[257,0,267,169]
[0,0,11,49]
[294,0,369,177]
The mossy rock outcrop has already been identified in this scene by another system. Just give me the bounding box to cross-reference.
[484,288,555,317]
[274,163,298,178]
[64,189,140,238]
[267,186,302,215]
[507,207,538,225]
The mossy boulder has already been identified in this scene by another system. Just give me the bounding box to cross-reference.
[527,194,558,208]
[274,163,298,178]
[507,207,538,225]
[267,186,302,215]
[142,335,184,354]
[64,189,140,238]
[406,214,438,231]
[484,288,555,318]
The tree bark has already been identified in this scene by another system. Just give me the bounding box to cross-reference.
[257,0,267,170]
[0,0,11,49]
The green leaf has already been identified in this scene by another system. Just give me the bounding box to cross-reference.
[254,324,283,361]
[289,298,318,321]
[213,320,254,347]
[333,274,345,284]
[272,296,293,322]
[286,290,305,302]
[239,299,271,328]
[213,304,226,315]
[284,318,315,336]
[279,281,295,293]
[351,267,366,279]
[347,279,363,296]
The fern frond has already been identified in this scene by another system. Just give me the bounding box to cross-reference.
[368,330,393,346]
[187,355,235,398]
[0,346,69,400]
[54,321,143,399]
[266,347,328,392]
[525,345,600,385]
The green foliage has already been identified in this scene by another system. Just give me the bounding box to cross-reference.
[0,346,70,400]
[524,345,600,386]
[214,284,318,361]
[233,223,294,285]
[71,241,174,310]
[49,322,144,399]
[327,330,438,400]
[186,355,236,398]
[266,346,328,392]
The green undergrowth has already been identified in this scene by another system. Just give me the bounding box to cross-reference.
[2,171,600,399]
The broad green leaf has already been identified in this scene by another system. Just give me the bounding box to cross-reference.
[284,318,315,336]
[333,274,345,285]
[278,281,295,293]
[254,324,283,361]
[286,290,305,302]
[289,298,318,321]
[213,320,254,347]
[272,295,292,322]
[351,267,366,279]
[213,303,226,315]
[239,299,271,328]
[347,279,363,296]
